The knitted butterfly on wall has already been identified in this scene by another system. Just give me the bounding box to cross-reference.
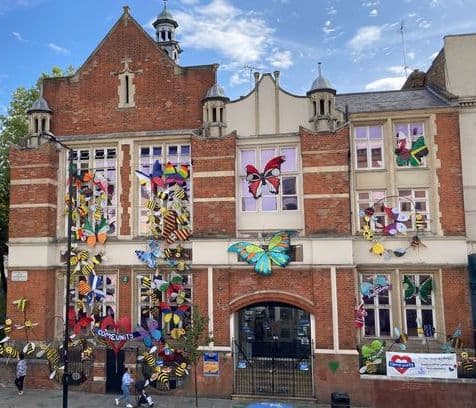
[136,160,167,193]
[135,239,162,269]
[381,206,410,235]
[227,231,291,276]
[403,275,433,303]
[245,156,286,199]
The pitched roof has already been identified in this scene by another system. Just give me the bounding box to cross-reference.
[336,88,451,114]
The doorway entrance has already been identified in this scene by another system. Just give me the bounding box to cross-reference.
[233,302,314,397]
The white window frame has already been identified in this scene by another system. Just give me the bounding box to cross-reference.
[354,125,384,170]
[137,143,191,236]
[357,190,387,232]
[239,145,299,213]
[359,273,393,338]
[69,147,118,237]
[394,121,427,168]
[398,189,430,232]
[402,273,436,339]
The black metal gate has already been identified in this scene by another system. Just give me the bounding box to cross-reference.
[233,338,314,397]
[106,349,125,394]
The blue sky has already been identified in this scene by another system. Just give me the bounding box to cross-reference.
[1,0,476,114]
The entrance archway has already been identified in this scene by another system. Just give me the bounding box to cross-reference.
[233,301,314,397]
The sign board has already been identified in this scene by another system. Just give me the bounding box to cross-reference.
[203,352,219,376]
[11,271,28,282]
[386,352,457,379]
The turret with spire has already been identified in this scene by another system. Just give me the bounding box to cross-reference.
[153,0,182,63]
[26,81,53,147]
[307,62,342,132]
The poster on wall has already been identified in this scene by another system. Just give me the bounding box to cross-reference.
[203,352,219,377]
[386,352,457,379]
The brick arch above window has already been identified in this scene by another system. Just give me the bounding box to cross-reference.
[229,290,315,314]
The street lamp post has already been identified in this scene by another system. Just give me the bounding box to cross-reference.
[40,131,73,408]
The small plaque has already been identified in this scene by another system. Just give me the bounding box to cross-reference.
[11,271,28,281]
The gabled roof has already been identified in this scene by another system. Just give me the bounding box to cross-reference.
[336,88,451,114]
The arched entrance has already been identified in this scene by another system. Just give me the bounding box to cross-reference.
[233,302,314,398]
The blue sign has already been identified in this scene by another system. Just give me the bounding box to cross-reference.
[238,360,247,369]
[203,352,219,377]
[298,361,309,371]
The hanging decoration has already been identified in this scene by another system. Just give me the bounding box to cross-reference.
[66,164,115,247]
[403,275,433,303]
[360,276,392,299]
[132,158,193,390]
[227,231,292,276]
[360,195,427,260]
[354,302,367,329]
[245,156,286,199]
[441,325,463,353]
[359,340,385,374]
[395,127,429,167]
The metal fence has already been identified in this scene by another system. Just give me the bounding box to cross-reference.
[233,339,314,397]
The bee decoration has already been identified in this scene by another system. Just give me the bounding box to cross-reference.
[81,346,93,361]
[415,213,426,231]
[174,362,189,377]
[3,344,19,360]
[37,343,64,380]
[12,298,28,312]
[460,352,474,373]
[0,318,13,343]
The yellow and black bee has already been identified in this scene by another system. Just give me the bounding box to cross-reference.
[23,342,36,355]
[156,191,169,201]
[150,290,161,304]
[81,346,93,361]
[176,213,189,226]
[146,199,158,211]
[0,318,13,339]
[175,362,189,377]
[140,351,156,368]
[141,276,152,290]
[153,367,170,386]
[163,248,173,259]
[4,344,19,359]
[173,187,186,201]
[415,213,426,231]
[38,343,63,380]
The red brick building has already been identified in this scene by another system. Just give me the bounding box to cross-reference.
[4,6,475,407]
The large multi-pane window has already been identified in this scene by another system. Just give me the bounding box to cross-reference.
[137,144,191,235]
[359,271,438,340]
[357,191,387,232]
[394,122,427,167]
[354,125,384,169]
[70,147,117,236]
[360,273,392,337]
[239,146,298,212]
[403,274,435,338]
[398,189,430,231]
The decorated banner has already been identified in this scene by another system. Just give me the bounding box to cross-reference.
[386,352,457,379]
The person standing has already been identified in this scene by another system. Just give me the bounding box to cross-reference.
[15,352,27,395]
[115,367,134,408]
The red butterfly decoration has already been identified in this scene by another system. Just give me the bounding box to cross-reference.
[245,156,285,199]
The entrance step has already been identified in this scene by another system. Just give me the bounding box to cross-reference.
[231,394,321,407]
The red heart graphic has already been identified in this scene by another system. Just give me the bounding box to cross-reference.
[100,316,132,354]
[390,355,413,374]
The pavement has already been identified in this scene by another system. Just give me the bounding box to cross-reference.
[0,386,333,408]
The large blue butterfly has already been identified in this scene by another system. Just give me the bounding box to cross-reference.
[227,231,291,276]
[135,239,162,269]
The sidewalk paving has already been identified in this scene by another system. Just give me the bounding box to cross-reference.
[0,385,332,408]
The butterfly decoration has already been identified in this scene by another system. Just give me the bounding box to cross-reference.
[160,303,190,326]
[134,318,162,348]
[83,218,108,247]
[227,231,291,276]
[393,328,408,350]
[136,160,167,193]
[360,275,392,298]
[381,206,410,235]
[245,156,286,199]
[403,275,433,303]
[135,239,162,269]
[359,340,385,374]
[395,133,429,167]
[441,325,463,353]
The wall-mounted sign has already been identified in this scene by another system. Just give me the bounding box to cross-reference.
[237,360,247,369]
[11,271,28,282]
[203,352,219,376]
[386,352,457,379]
[121,275,129,284]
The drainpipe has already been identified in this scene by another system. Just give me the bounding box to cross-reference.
[469,254,476,347]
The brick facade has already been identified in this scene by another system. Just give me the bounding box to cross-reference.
[5,7,475,408]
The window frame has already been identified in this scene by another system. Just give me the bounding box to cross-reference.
[68,146,118,238]
[239,145,299,213]
[356,190,388,233]
[394,121,428,168]
[353,125,385,170]
[398,189,430,232]
[136,143,192,236]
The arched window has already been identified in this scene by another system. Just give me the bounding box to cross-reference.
[41,118,46,131]
[313,101,317,116]
[319,99,325,115]
[125,75,130,105]
[328,100,332,115]
[34,118,39,133]
[212,108,217,122]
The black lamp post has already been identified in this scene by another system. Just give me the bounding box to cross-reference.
[40,131,73,408]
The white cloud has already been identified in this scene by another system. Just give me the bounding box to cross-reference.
[365,76,406,91]
[429,51,439,60]
[387,66,406,75]
[12,31,26,41]
[416,17,431,29]
[327,5,337,15]
[362,1,379,7]
[323,20,335,34]
[369,9,378,16]
[47,42,71,55]
[407,51,415,60]
[171,0,276,65]
[348,25,382,53]
[229,71,248,87]
[180,0,200,4]
[266,49,293,69]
